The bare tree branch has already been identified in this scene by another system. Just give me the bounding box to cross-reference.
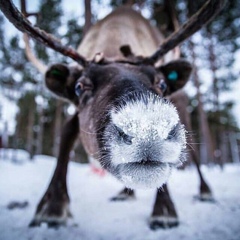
[145,0,226,64]
[164,0,181,59]
[0,0,88,67]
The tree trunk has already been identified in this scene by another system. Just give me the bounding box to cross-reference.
[208,33,218,112]
[36,85,44,155]
[189,40,215,164]
[36,105,44,155]
[26,106,35,159]
[163,0,180,32]
[207,32,223,165]
[83,0,92,36]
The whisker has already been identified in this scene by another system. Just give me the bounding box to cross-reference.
[79,128,97,135]
[186,143,195,151]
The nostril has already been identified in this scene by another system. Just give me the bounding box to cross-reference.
[123,135,133,145]
[167,123,180,140]
[115,125,133,145]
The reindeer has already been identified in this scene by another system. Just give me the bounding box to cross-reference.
[0,0,225,229]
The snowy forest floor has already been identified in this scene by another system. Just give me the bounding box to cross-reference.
[0,149,240,240]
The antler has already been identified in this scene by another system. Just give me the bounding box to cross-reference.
[0,0,225,67]
[20,0,47,74]
[23,33,47,74]
[145,0,226,64]
[0,0,88,67]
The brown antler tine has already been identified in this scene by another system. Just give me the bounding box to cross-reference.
[145,0,226,64]
[0,0,88,67]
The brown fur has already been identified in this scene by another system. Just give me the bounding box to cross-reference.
[78,6,178,63]
[30,6,212,229]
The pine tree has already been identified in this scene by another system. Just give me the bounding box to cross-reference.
[184,0,240,164]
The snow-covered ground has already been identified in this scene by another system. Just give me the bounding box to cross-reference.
[0,149,239,240]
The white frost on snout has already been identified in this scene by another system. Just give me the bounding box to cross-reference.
[105,92,187,189]
[120,163,172,189]
[162,141,182,164]
[111,94,180,141]
[107,92,186,166]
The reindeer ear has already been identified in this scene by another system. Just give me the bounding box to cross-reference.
[158,60,192,94]
[45,63,82,104]
[45,64,69,95]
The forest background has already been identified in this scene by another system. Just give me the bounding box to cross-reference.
[0,0,239,166]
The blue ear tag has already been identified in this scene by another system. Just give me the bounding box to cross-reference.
[167,71,178,81]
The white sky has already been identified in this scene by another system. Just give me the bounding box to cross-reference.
[1,0,240,134]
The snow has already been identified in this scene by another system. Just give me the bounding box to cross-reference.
[0,149,240,240]
[111,94,180,140]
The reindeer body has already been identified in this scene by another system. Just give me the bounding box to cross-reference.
[0,0,221,228]
[78,7,178,63]
[40,6,192,225]
[78,7,162,60]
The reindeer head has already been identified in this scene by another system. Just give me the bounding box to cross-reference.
[45,58,192,188]
[0,0,225,188]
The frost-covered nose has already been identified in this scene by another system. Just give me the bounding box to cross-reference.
[108,93,187,167]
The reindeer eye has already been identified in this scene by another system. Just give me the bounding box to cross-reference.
[159,79,167,92]
[75,82,84,97]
